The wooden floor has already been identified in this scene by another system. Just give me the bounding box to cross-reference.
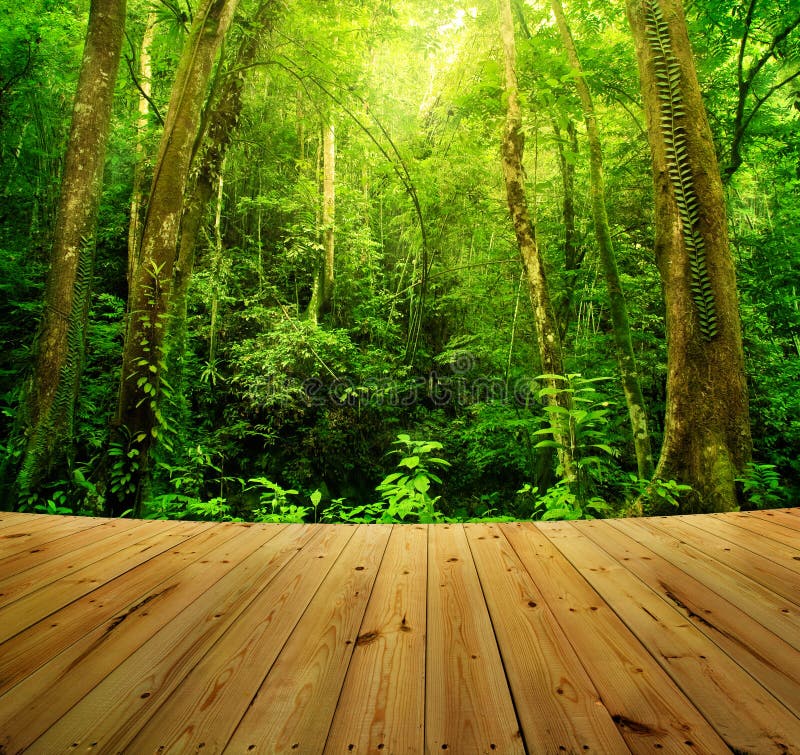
[0,511,798,754]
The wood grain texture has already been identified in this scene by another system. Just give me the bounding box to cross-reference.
[502,521,728,754]
[25,524,308,754]
[324,524,427,754]
[0,519,219,695]
[0,512,798,753]
[465,522,629,754]
[0,522,287,752]
[0,519,188,642]
[0,514,106,564]
[616,516,800,647]
[546,519,800,754]
[127,524,354,753]
[582,518,800,717]
[0,517,152,608]
[663,513,800,593]
[426,524,524,754]
[224,524,391,754]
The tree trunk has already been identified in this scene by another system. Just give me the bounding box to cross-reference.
[307,121,335,323]
[498,0,575,483]
[626,0,752,512]
[16,0,126,496]
[112,0,239,514]
[162,0,279,466]
[127,11,156,288]
[551,0,655,481]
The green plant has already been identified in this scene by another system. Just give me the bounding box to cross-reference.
[246,477,320,522]
[533,374,620,506]
[519,481,611,521]
[736,462,784,510]
[320,435,450,523]
[644,0,717,339]
[108,435,141,501]
[624,475,694,514]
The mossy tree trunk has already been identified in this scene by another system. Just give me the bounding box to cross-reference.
[15,0,127,497]
[498,0,575,483]
[112,0,240,514]
[127,11,156,289]
[308,121,335,324]
[164,0,280,456]
[626,0,752,512]
[551,0,655,481]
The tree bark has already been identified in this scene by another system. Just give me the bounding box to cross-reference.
[307,121,335,323]
[551,0,655,480]
[112,0,239,514]
[498,0,575,483]
[127,11,156,288]
[626,0,752,512]
[16,0,127,496]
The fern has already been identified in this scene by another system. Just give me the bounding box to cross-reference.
[645,0,718,340]
[18,236,95,493]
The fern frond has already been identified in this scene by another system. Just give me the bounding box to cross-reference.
[644,0,718,340]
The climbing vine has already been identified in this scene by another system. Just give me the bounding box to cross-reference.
[644,0,718,340]
[18,237,94,494]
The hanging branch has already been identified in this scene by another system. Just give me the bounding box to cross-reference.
[124,31,165,127]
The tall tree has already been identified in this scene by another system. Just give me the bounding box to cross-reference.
[164,0,280,454]
[550,0,655,480]
[498,0,575,483]
[127,10,157,288]
[15,0,127,496]
[112,0,239,513]
[626,0,752,511]
[308,120,336,324]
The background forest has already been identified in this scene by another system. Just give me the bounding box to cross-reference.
[0,0,797,521]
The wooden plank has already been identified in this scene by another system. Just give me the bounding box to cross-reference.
[425,523,524,754]
[28,524,347,754]
[616,517,800,647]
[502,522,727,754]
[545,520,800,754]
[324,524,427,754]
[0,517,153,608]
[0,515,168,577]
[748,509,800,530]
[0,522,290,752]
[0,519,190,642]
[0,511,36,529]
[662,514,800,604]
[0,519,223,695]
[223,524,391,754]
[465,522,629,754]
[0,514,102,556]
[711,511,800,552]
[125,524,357,753]
[581,519,800,717]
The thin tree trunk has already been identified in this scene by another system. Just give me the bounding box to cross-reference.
[307,120,335,323]
[112,0,239,514]
[127,11,156,288]
[551,0,655,480]
[209,164,225,368]
[498,0,575,483]
[322,121,335,312]
[626,0,752,512]
[16,0,127,496]
[551,116,584,337]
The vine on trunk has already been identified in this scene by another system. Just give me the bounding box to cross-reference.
[644,0,718,340]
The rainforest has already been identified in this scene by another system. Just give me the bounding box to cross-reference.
[0,0,798,521]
